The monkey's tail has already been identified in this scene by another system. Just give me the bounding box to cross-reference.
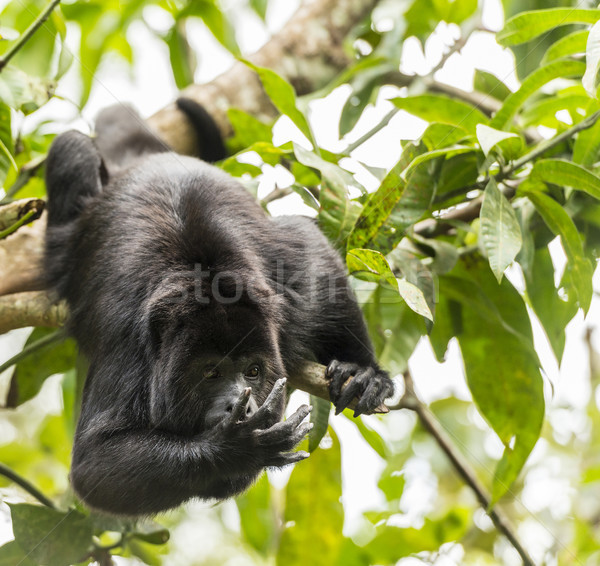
[176,98,227,163]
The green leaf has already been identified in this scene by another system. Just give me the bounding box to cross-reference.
[236,475,275,555]
[391,95,488,134]
[181,1,241,56]
[347,142,438,251]
[421,123,471,150]
[347,248,398,290]
[521,92,594,128]
[243,61,313,142]
[250,0,268,20]
[351,415,389,459]
[0,66,54,113]
[10,328,77,407]
[573,114,600,166]
[584,20,600,97]
[497,8,600,47]
[526,247,577,363]
[9,504,93,566]
[449,257,544,503]
[397,279,433,321]
[542,29,589,64]
[308,395,330,452]
[365,508,470,562]
[0,541,36,566]
[363,286,424,377]
[479,178,522,282]
[338,63,393,137]
[476,124,523,160]
[491,60,587,130]
[378,468,405,501]
[293,143,356,191]
[529,158,600,199]
[402,145,474,179]
[473,69,512,101]
[0,102,14,187]
[277,429,343,565]
[227,108,272,152]
[522,187,593,312]
[164,21,196,89]
[318,177,360,244]
[130,521,170,545]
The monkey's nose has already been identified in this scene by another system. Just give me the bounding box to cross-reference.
[225,396,258,420]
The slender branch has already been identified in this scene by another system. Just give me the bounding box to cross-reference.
[261,187,293,205]
[501,109,600,178]
[0,198,45,232]
[0,0,61,72]
[0,462,56,508]
[0,209,36,240]
[391,372,536,566]
[345,22,481,154]
[426,110,600,229]
[0,329,63,377]
[345,108,399,154]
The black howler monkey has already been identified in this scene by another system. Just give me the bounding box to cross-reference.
[43,100,394,516]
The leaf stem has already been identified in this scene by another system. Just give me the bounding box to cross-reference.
[0,330,64,376]
[0,0,62,72]
[501,109,600,178]
[0,462,56,508]
[392,372,537,566]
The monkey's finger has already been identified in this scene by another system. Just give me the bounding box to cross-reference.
[257,420,312,448]
[335,368,375,415]
[327,361,358,403]
[230,388,252,424]
[268,450,310,468]
[251,378,287,426]
[285,404,312,428]
[353,379,381,417]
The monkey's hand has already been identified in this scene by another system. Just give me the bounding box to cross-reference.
[327,360,394,417]
[213,378,311,471]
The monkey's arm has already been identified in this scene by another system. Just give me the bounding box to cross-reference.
[72,380,310,515]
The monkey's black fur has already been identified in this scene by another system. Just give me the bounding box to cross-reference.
[44,101,394,516]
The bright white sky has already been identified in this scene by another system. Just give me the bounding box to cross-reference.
[0,0,598,564]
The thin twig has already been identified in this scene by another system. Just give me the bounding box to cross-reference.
[0,462,56,508]
[345,108,399,154]
[345,23,481,155]
[0,329,63,376]
[431,109,600,211]
[391,372,537,566]
[0,0,62,72]
[261,187,293,205]
[501,109,600,179]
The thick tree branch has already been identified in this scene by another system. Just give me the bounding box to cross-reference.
[148,0,380,155]
[0,291,66,335]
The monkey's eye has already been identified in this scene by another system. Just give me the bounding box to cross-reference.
[245,364,260,379]
[202,366,220,380]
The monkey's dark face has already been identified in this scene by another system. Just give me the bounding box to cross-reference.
[145,294,284,434]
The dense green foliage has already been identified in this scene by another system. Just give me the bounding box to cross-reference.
[2,0,600,564]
